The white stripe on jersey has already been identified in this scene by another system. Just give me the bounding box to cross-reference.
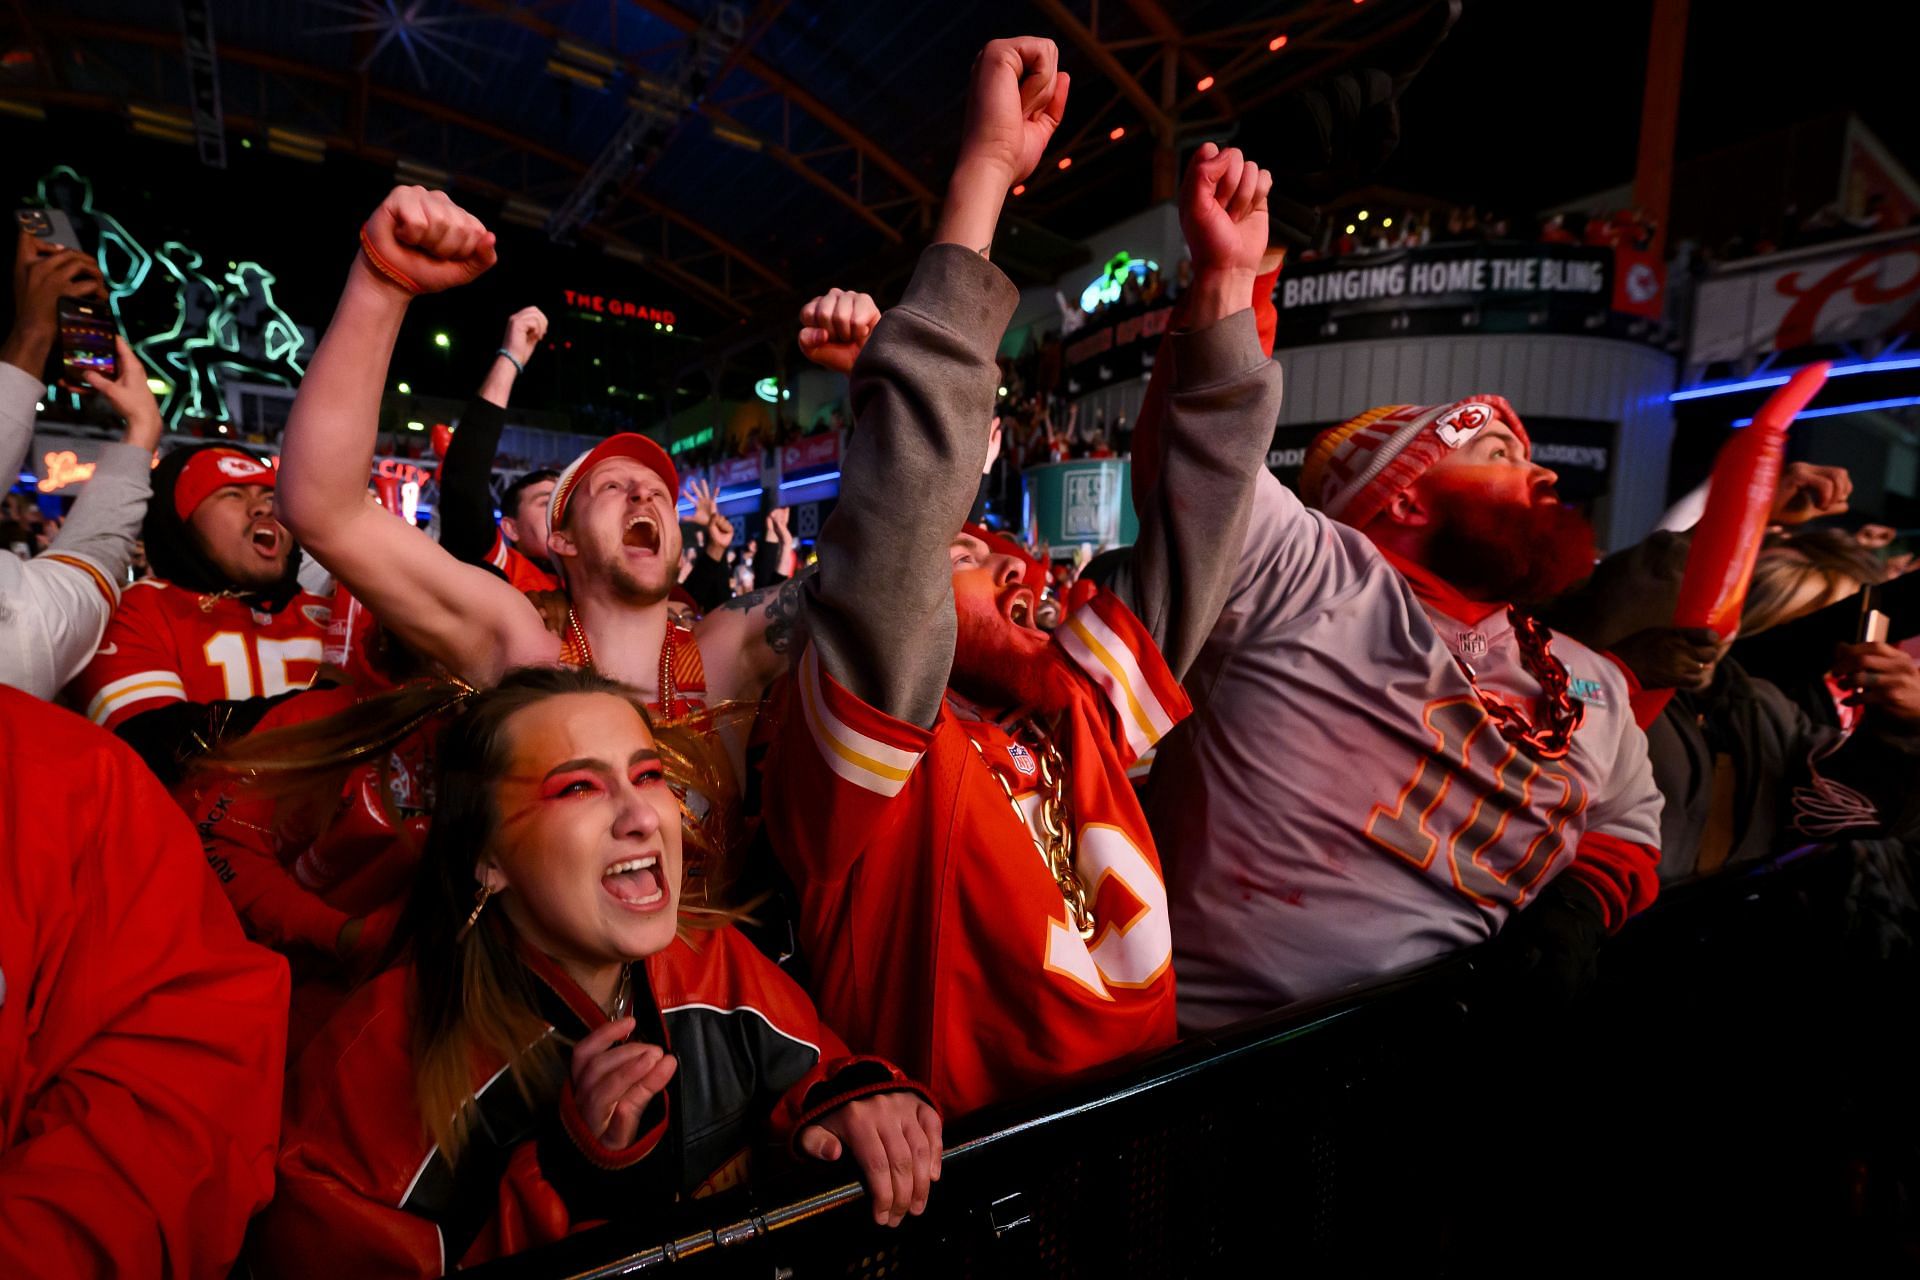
[85,670,187,724]
[1059,609,1175,761]
[798,646,922,798]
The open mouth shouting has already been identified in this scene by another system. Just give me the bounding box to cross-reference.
[1000,585,1038,631]
[602,853,670,912]
[622,514,662,556]
[248,520,285,559]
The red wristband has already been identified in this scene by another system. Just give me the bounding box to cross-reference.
[358,227,421,295]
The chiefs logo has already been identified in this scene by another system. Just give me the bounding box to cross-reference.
[1625,261,1660,304]
[1433,403,1492,449]
[215,453,270,480]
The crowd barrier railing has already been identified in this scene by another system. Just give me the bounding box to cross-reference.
[467,844,1885,1278]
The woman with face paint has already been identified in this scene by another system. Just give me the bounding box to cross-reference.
[255,667,941,1276]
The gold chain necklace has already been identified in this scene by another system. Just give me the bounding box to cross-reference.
[567,607,678,715]
[968,714,1095,940]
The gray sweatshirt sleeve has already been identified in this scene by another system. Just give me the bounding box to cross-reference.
[1122,309,1284,680]
[806,244,1020,728]
[48,441,150,584]
[0,362,38,480]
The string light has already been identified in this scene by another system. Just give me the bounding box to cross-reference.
[1012,183,1027,196]
[1109,126,1126,141]
[1196,75,1215,92]
[1269,34,1288,51]
[1383,217,1394,228]
[1057,156,1072,170]
[1358,210,1369,220]
[1346,223,1356,234]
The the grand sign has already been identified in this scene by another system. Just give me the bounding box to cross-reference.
[1271,243,1642,348]
[1689,229,1920,365]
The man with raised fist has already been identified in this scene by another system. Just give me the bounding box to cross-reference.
[276,187,804,725]
[764,39,1283,1116]
[436,305,563,595]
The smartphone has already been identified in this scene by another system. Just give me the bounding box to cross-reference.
[14,207,82,252]
[1858,585,1890,645]
[56,296,118,390]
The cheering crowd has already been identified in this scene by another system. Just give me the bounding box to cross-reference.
[3,34,1919,1279]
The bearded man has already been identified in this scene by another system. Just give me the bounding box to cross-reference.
[1144,393,1664,1029]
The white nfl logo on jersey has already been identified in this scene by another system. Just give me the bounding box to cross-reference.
[1006,743,1038,776]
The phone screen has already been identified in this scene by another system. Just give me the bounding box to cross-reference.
[57,297,118,390]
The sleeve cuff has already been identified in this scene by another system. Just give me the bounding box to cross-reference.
[1169,307,1269,390]
[784,1056,936,1157]
[0,359,44,401]
[898,244,1021,341]
[558,1078,670,1170]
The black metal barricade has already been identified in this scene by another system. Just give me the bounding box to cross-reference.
[470,846,1910,1278]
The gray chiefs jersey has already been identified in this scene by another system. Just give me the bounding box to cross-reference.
[1148,471,1662,1031]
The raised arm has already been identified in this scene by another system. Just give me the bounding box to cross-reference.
[799,37,1060,726]
[1117,144,1285,679]
[276,188,556,684]
[437,306,547,569]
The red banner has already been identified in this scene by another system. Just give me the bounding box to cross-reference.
[714,456,762,488]
[780,433,840,476]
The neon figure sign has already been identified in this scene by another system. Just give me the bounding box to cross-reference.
[30,166,308,429]
[1079,251,1159,314]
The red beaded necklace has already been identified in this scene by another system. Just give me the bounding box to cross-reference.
[1452,607,1585,761]
[566,607,682,717]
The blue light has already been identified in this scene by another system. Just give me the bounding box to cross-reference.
[1731,395,1920,427]
[778,469,841,492]
[1671,356,1920,402]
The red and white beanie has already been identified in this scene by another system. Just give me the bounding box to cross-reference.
[1298,394,1529,528]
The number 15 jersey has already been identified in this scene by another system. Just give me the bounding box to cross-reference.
[66,578,330,729]
[760,588,1188,1118]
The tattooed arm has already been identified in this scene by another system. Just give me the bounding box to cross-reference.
[692,564,815,703]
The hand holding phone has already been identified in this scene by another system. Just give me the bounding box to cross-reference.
[9,210,112,386]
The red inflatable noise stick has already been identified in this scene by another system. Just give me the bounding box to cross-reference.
[1673,360,1830,636]
[1627,362,1830,729]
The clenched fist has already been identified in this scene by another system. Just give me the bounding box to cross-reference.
[359,185,497,296]
[797,289,880,375]
[1181,143,1274,281]
[500,306,549,364]
[957,37,1070,189]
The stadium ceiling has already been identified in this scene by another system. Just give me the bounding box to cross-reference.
[1,0,1434,323]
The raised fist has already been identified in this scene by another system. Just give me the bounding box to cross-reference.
[1180,143,1273,280]
[500,306,549,363]
[797,289,880,376]
[957,37,1070,188]
[359,185,497,296]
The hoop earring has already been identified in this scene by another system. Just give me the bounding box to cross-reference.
[457,883,496,942]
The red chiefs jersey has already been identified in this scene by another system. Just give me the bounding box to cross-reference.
[487,529,562,594]
[761,588,1190,1117]
[66,578,330,729]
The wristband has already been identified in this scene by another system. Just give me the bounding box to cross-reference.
[495,348,525,375]
[358,227,422,295]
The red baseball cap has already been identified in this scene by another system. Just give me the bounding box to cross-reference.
[547,433,679,533]
[173,448,277,521]
[962,522,1045,587]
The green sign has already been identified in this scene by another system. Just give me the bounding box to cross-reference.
[1023,459,1137,550]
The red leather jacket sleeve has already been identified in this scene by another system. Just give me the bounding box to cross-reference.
[0,689,291,1280]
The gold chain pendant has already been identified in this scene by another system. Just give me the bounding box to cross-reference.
[970,717,1096,940]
